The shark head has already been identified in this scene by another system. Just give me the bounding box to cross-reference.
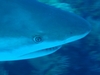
[0,0,91,61]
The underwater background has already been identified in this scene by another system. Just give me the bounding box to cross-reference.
[0,0,100,75]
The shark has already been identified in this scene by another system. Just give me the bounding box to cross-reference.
[0,0,91,61]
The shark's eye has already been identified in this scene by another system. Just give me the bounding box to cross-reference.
[32,35,43,43]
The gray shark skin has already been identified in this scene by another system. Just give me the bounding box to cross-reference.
[0,0,91,61]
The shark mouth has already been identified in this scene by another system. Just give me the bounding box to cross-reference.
[19,46,62,60]
[39,46,62,52]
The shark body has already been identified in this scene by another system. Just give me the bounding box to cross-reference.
[0,0,91,61]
